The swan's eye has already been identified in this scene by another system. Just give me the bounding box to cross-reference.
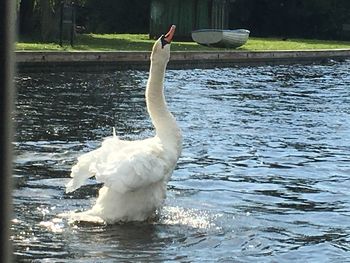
[160,35,169,48]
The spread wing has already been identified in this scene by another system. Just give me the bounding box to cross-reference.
[92,142,170,193]
[66,136,172,194]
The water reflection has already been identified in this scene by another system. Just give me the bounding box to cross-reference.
[13,61,350,262]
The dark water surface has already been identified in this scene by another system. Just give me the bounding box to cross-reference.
[13,61,350,262]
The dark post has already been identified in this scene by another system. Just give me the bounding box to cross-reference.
[60,1,64,46]
[0,0,14,262]
[70,3,75,47]
[60,2,75,47]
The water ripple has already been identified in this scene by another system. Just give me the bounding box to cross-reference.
[13,61,350,262]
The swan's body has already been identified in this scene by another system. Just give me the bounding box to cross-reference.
[66,25,182,223]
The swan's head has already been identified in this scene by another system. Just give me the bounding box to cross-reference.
[151,25,176,64]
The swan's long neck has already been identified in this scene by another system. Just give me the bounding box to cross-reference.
[146,60,181,147]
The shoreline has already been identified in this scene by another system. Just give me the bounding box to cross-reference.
[16,49,350,72]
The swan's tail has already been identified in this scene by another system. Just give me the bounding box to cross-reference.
[66,127,118,193]
[66,150,97,193]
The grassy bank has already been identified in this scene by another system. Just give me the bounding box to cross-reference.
[16,33,350,51]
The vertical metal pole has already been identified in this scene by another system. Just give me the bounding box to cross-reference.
[70,4,75,47]
[0,0,14,262]
[60,2,64,46]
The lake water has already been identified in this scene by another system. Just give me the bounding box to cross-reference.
[13,61,350,262]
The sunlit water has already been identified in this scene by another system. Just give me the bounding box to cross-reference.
[13,61,350,262]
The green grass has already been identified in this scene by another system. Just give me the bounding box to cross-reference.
[15,33,350,51]
[16,33,218,51]
[242,37,350,50]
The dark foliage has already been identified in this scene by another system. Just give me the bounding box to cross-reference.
[229,0,350,40]
[17,0,350,41]
[84,0,150,33]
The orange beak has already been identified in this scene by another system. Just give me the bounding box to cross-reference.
[164,25,176,43]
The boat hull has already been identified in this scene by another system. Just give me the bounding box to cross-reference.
[191,29,250,48]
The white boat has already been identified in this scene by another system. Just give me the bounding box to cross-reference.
[191,29,250,48]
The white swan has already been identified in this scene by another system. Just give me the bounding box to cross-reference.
[65,25,182,223]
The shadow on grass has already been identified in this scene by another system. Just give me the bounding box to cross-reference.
[74,34,223,51]
[16,33,239,51]
[288,38,350,46]
[241,37,350,51]
[17,34,350,52]
[74,34,153,51]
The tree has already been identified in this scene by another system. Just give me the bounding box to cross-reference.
[84,0,150,33]
[228,0,350,40]
[39,0,59,41]
[18,0,87,41]
[18,0,149,40]
[18,0,35,36]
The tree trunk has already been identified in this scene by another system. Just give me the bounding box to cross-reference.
[19,0,35,36]
[39,0,58,41]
